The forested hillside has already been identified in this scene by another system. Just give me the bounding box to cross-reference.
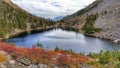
[0,0,55,38]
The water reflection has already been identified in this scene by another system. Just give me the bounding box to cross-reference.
[7,28,120,54]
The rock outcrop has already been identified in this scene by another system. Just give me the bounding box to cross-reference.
[61,0,120,43]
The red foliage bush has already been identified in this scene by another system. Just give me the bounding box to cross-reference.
[0,42,91,65]
[57,54,70,65]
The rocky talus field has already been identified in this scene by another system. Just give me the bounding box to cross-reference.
[61,0,120,43]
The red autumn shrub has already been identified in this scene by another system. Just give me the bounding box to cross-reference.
[57,54,70,65]
[0,42,91,66]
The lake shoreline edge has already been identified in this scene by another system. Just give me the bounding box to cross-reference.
[61,26,120,45]
[1,26,58,41]
[1,26,120,45]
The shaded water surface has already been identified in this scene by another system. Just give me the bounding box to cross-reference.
[7,28,120,54]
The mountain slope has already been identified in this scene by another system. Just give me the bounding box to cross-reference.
[0,0,55,39]
[61,0,120,42]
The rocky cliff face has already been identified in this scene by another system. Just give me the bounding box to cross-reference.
[62,0,120,42]
[93,0,120,42]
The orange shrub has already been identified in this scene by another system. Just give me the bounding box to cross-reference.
[0,54,7,62]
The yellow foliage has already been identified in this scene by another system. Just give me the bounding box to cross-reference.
[0,54,7,62]
[70,64,77,68]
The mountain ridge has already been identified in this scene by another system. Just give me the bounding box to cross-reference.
[61,0,120,43]
[51,16,64,21]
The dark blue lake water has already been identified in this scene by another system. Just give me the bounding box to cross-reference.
[7,28,120,54]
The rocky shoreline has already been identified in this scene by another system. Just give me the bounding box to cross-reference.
[60,25,120,44]
[1,58,59,68]
[1,58,91,68]
[0,25,57,41]
[75,27,120,45]
[83,33,120,45]
[0,51,61,68]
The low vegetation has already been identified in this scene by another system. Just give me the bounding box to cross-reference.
[0,42,91,67]
[87,50,120,68]
[0,53,8,62]
[82,13,102,34]
[0,42,120,68]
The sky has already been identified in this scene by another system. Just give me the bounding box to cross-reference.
[11,0,96,18]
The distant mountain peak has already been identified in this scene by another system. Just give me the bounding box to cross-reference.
[51,16,64,21]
